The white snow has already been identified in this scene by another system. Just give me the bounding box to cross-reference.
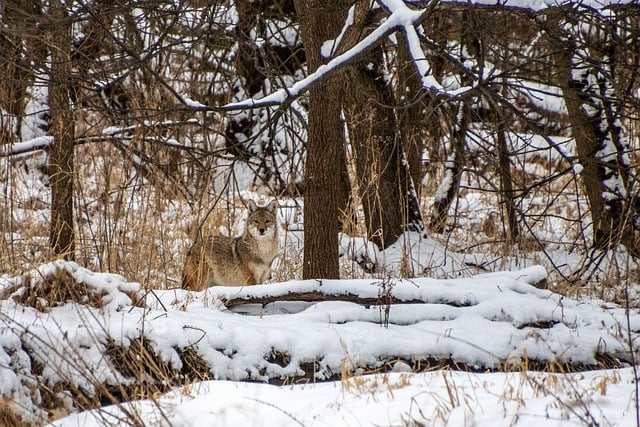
[51,368,640,427]
[181,95,207,109]
[0,136,54,157]
[0,260,638,425]
[1,2,639,425]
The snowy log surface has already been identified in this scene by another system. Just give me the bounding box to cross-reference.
[1,261,639,422]
[207,265,547,307]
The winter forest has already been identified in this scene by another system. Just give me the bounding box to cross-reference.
[1,0,640,426]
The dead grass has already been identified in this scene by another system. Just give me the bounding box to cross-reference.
[0,400,32,427]
[1,131,637,300]
[2,330,215,425]
[0,265,141,312]
[104,337,179,400]
[0,106,638,426]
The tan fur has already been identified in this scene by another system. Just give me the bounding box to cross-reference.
[182,200,278,290]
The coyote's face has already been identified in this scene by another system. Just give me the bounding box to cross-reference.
[246,200,278,238]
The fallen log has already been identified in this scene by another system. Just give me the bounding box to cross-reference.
[202,266,549,308]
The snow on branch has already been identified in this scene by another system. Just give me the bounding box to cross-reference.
[101,118,201,136]
[222,0,464,111]
[0,119,202,158]
[205,0,635,113]
[376,0,457,93]
[224,16,399,109]
[0,136,54,157]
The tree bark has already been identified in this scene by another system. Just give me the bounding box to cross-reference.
[552,9,637,254]
[48,0,75,260]
[429,9,478,234]
[341,1,424,249]
[295,0,350,279]
[429,101,467,233]
[396,37,426,201]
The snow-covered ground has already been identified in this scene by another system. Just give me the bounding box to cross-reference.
[52,368,639,427]
[2,150,639,426]
[0,1,638,425]
[0,258,638,426]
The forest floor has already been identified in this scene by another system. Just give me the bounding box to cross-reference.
[1,147,639,426]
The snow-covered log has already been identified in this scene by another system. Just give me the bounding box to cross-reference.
[1,261,638,423]
[207,265,547,308]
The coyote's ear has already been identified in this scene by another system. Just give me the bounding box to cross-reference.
[247,199,258,212]
[266,199,278,214]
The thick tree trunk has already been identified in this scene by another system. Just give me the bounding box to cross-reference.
[341,2,424,249]
[295,0,350,279]
[48,0,75,260]
[554,12,637,254]
[343,58,424,248]
[396,37,426,201]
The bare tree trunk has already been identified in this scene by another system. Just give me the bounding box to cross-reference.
[341,1,424,249]
[343,57,424,248]
[295,0,350,279]
[48,0,75,259]
[553,9,637,254]
[429,101,467,233]
[418,9,450,193]
[481,83,520,244]
[429,9,478,234]
[496,120,519,243]
[396,37,426,201]
[337,142,354,233]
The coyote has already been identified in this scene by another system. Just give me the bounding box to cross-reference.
[182,200,279,290]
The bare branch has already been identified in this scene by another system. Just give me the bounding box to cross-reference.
[0,136,54,157]
[219,0,458,112]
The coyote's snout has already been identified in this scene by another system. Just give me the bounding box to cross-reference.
[182,200,279,290]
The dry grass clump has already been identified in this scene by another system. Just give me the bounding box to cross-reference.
[0,399,32,427]
[1,335,215,424]
[8,269,93,311]
[0,264,141,311]
[177,347,213,381]
[104,338,178,401]
[104,338,210,394]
